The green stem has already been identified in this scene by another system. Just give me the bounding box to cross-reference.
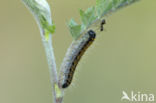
[21,0,64,102]
[42,35,63,103]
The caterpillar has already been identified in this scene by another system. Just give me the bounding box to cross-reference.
[58,30,96,88]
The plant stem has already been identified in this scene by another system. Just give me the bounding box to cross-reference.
[42,35,63,103]
[21,0,64,102]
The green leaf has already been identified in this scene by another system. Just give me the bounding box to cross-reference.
[40,16,55,33]
[79,7,97,29]
[68,0,139,40]
[68,19,78,27]
[96,0,108,17]
[96,0,139,17]
[68,19,82,40]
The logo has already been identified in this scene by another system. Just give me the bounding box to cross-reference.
[121,91,155,102]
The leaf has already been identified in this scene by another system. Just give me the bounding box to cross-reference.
[96,0,109,17]
[68,0,139,40]
[68,19,82,40]
[79,7,97,29]
[40,16,55,33]
[68,7,97,40]
[96,0,139,17]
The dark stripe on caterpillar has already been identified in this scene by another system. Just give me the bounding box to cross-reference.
[100,19,106,31]
[58,30,96,88]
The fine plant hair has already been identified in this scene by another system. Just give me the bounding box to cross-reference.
[21,0,140,103]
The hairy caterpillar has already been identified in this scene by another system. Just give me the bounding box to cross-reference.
[58,30,96,88]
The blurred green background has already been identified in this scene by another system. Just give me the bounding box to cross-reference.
[0,0,156,103]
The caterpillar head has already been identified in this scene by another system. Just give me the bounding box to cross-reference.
[88,30,96,38]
